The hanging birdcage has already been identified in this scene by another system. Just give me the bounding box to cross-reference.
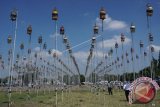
[23,57,26,60]
[117,57,119,61]
[92,37,96,43]
[121,33,125,42]
[93,24,99,34]
[28,49,31,54]
[17,54,19,59]
[140,40,144,48]
[66,44,70,49]
[144,51,147,56]
[27,25,32,35]
[136,54,139,59]
[151,46,154,52]
[110,48,113,55]
[108,51,112,57]
[60,26,65,35]
[149,33,153,42]
[8,57,10,61]
[38,36,43,44]
[131,48,134,53]
[43,42,47,50]
[130,23,136,33]
[10,10,17,21]
[90,48,94,53]
[126,52,128,57]
[69,49,72,53]
[40,57,42,60]
[115,60,117,64]
[20,43,24,50]
[121,55,124,59]
[35,53,37,58]
[115,42,118,49]
[8,49,12,55]
[16,60,18,63]
[91,43,95,48]
[53,52,57,58]
[52,8,58,20]
[121,63,123,67]
[131,57,134,61]
[146,3,153,16]
[99,7,106,31]
[63,36,68,43]
[48,49,51,54]
[7,36,12,44]
[99,8,106,20]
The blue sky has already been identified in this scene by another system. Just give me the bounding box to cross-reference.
[0,0,160,76]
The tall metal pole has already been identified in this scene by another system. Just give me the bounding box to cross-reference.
[7,36,12,107]
[26,24,32,99]
[121,33,126,81]
[20,43,24,88]
[139,40,144,76]
[60,26,65,102]
[146,3,153,79]
[43,42,47,94]
[130,23,136,80]
[115,42,119,81]
[52,7,58,107]
[8,9,18,107]
[38,36,42,90]
[126,52,129,80]
[144,51,147,76]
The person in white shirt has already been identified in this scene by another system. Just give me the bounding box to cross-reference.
[123,81,131,102]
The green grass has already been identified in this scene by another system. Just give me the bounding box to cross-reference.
[0,86,159,107]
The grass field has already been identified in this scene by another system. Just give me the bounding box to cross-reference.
[0,86,160,107]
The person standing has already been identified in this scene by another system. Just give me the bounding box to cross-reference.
[123,81,131,102]
[108,82,113,95]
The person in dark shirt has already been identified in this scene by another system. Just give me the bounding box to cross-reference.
[108,82,113,95]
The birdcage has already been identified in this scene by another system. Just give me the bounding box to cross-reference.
[52,8,58,20]
[99,8,106,20]
[27,25,32,35]
[146,4,153,16]
[130,23,135,33]
[7,36,12,44]
[60,26,65,35]
[140,41,144,48]
[93,24,99,34]
[10,10,17,21]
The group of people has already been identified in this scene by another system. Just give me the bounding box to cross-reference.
[106,81,131,102]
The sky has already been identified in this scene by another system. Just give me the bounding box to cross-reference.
[0,0,160,77]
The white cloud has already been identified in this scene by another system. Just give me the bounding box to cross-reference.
[98,35,131,48]
[35,47,40,51]
[50,33,61,38]
[96,14,128,31]
[34,47,62,57]
[74,51,89,62]
[51,49,62,56]
[74,51,104,63]
[147,44,160,52]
